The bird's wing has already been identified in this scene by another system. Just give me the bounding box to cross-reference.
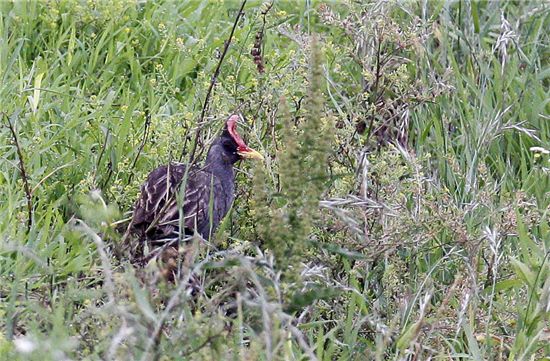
[131,163,221,240]
[131,163,185,229]
[184,171,224,235]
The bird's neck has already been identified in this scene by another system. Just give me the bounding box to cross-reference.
[203,145,235,183]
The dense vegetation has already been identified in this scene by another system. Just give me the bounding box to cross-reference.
[1,1,549,360]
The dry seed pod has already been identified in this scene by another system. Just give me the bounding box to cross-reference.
[251,30,264,73]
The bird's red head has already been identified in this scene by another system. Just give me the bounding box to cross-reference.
[226,115,264,160]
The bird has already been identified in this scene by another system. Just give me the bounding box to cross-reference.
[124,114,263,277]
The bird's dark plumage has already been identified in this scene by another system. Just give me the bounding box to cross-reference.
[131,162,232,244]
[125,115,263,271]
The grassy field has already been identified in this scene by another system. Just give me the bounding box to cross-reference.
[1,1,549,360]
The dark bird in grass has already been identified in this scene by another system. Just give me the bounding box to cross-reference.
[124,115,263,277]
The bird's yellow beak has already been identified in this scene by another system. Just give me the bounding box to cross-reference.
[237,147,264,161]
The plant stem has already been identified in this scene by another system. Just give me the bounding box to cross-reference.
[184,0,248,163]
[4,111,33,233]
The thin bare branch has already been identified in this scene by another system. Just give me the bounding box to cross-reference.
[4,111,33,233]
[184,0,248,163]
[128,109,152,185]
[94,126,110,188]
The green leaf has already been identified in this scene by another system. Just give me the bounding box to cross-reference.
[511,258,537,288]
[128,272,157,322]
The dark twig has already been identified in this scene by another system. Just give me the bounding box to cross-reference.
[251,2,273,74]
[101,160,114,190]
[184,0,247,163]
[4,111,33,233]
[365,28,383,144]
[260,2,273,40]
[94,127,110,187]
[127,109,151,185]
[181,333,223,357]
[95,127,115,190]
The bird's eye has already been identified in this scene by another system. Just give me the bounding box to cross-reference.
[222,138,237,151]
